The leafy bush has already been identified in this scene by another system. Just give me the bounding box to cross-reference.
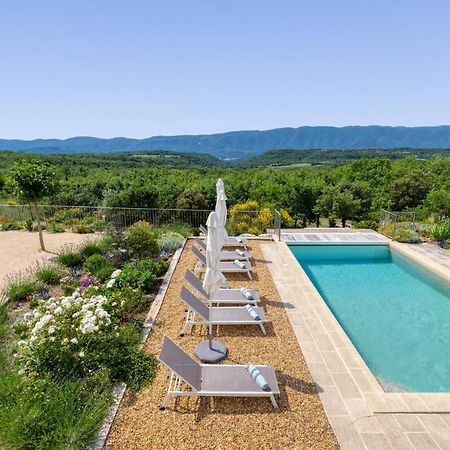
[116,260,157,292]
[352,219,379,230]
[35,264,66,285]
[392,227,421,243]
[0,370,112,450]
[157,232,184,252]
[124,221,159,257]
[4,273,39,303]
[0,215,21,231]
[47,221,65,233]
[58,246,83,267]
[75,223,95,234]
[428,222,450,242]
[24,218,34,231]
[83,254,113,281]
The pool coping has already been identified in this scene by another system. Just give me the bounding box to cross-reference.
[263,240,450,418]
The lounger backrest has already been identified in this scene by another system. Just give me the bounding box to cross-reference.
[191,246,206,264]
[199,224,208,235]
[180,286,210,320]
[184,270,209,299]
[194,237,207,250]
[159,336,202,391]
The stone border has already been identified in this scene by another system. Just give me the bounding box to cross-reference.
[90,240,187,450]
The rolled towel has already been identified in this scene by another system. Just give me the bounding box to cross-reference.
[240,287,254,300]
[246,363,270,390]
[233,259,247,269]
[245,304,260,320]
[235,249,245,257]
[236,237,244,244]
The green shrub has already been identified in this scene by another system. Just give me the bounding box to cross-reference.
[4,273,39,302]
[428,222,450,242]
[157,232,185,252]
[124,221,159,257]
[24,218,34,231]
[47,221,65,233]
[0,370,112,450]
[116,259,160,292]
[352,219,378,230]
[114,258,168,292]
[35,264,66,285]
[83,254,113,281]
[58,246,83,267]
[75,223,95,234]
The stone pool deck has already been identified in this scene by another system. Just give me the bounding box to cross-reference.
[264,230,450,450]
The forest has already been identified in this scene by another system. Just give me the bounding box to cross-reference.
[0,149,449,232]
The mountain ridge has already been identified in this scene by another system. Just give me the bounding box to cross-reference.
[1,125,450,159]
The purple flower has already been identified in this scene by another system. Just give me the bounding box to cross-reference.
[80,276,93,288]
[437,240,447,248]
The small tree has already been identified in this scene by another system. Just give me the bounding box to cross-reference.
[8,160,60,251]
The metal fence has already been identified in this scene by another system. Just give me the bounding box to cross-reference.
[0,204,275,235]
[379,209,416,239]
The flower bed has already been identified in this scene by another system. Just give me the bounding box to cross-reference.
[0,221,185,449]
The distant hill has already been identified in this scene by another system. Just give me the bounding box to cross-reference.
[1,126,450,159]
[0,150,226,169]
[237,148,450,167]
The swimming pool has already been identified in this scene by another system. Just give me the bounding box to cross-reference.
[289,244,450,392]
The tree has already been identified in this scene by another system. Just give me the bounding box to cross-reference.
[424,190,450,220]
[389,170,430,211]
[176,188,208,210]
[8,160,60,250]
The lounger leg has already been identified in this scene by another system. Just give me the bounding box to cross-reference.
[259,322,267,335]
[160,391,173,409]
[269,394,279,409]
[247,270,252,280]
[180,308,191,336]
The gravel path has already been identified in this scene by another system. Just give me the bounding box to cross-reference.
[0,230,99,286]
[106,240,338,450]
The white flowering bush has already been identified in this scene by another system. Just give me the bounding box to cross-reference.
[17,291,156,389]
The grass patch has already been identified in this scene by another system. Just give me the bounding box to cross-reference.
[3,273,39,303]
[83,254,113,280]
[0,370,113,450]
[79,239,109,259]
[35,263,67,285]
[58,245,83,267]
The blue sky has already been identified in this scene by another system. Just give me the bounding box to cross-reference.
[1,0,449,139]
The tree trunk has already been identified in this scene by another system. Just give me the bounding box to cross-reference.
[33,202,45,251]
[316,215,320,227]
[342,217,347,228]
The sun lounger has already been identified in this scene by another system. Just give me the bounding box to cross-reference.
[184,270,260,306]
[159,336,280,409]
[191,246,253,280]
[194,237,251,262]
[179,286,267,335]
[199,224,248,250]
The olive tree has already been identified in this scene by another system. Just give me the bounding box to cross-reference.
[8,160,60,251]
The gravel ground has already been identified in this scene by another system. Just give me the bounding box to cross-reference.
[106,239,339,450]
[0,230,99,286]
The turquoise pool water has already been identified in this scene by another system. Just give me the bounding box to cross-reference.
[289,245,450,392]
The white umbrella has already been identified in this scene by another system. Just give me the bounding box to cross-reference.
[202,211,226,298]
[215,180,229,247]
[216,178,224,196]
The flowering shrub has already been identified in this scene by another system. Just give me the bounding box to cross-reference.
[17,291,156,389]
